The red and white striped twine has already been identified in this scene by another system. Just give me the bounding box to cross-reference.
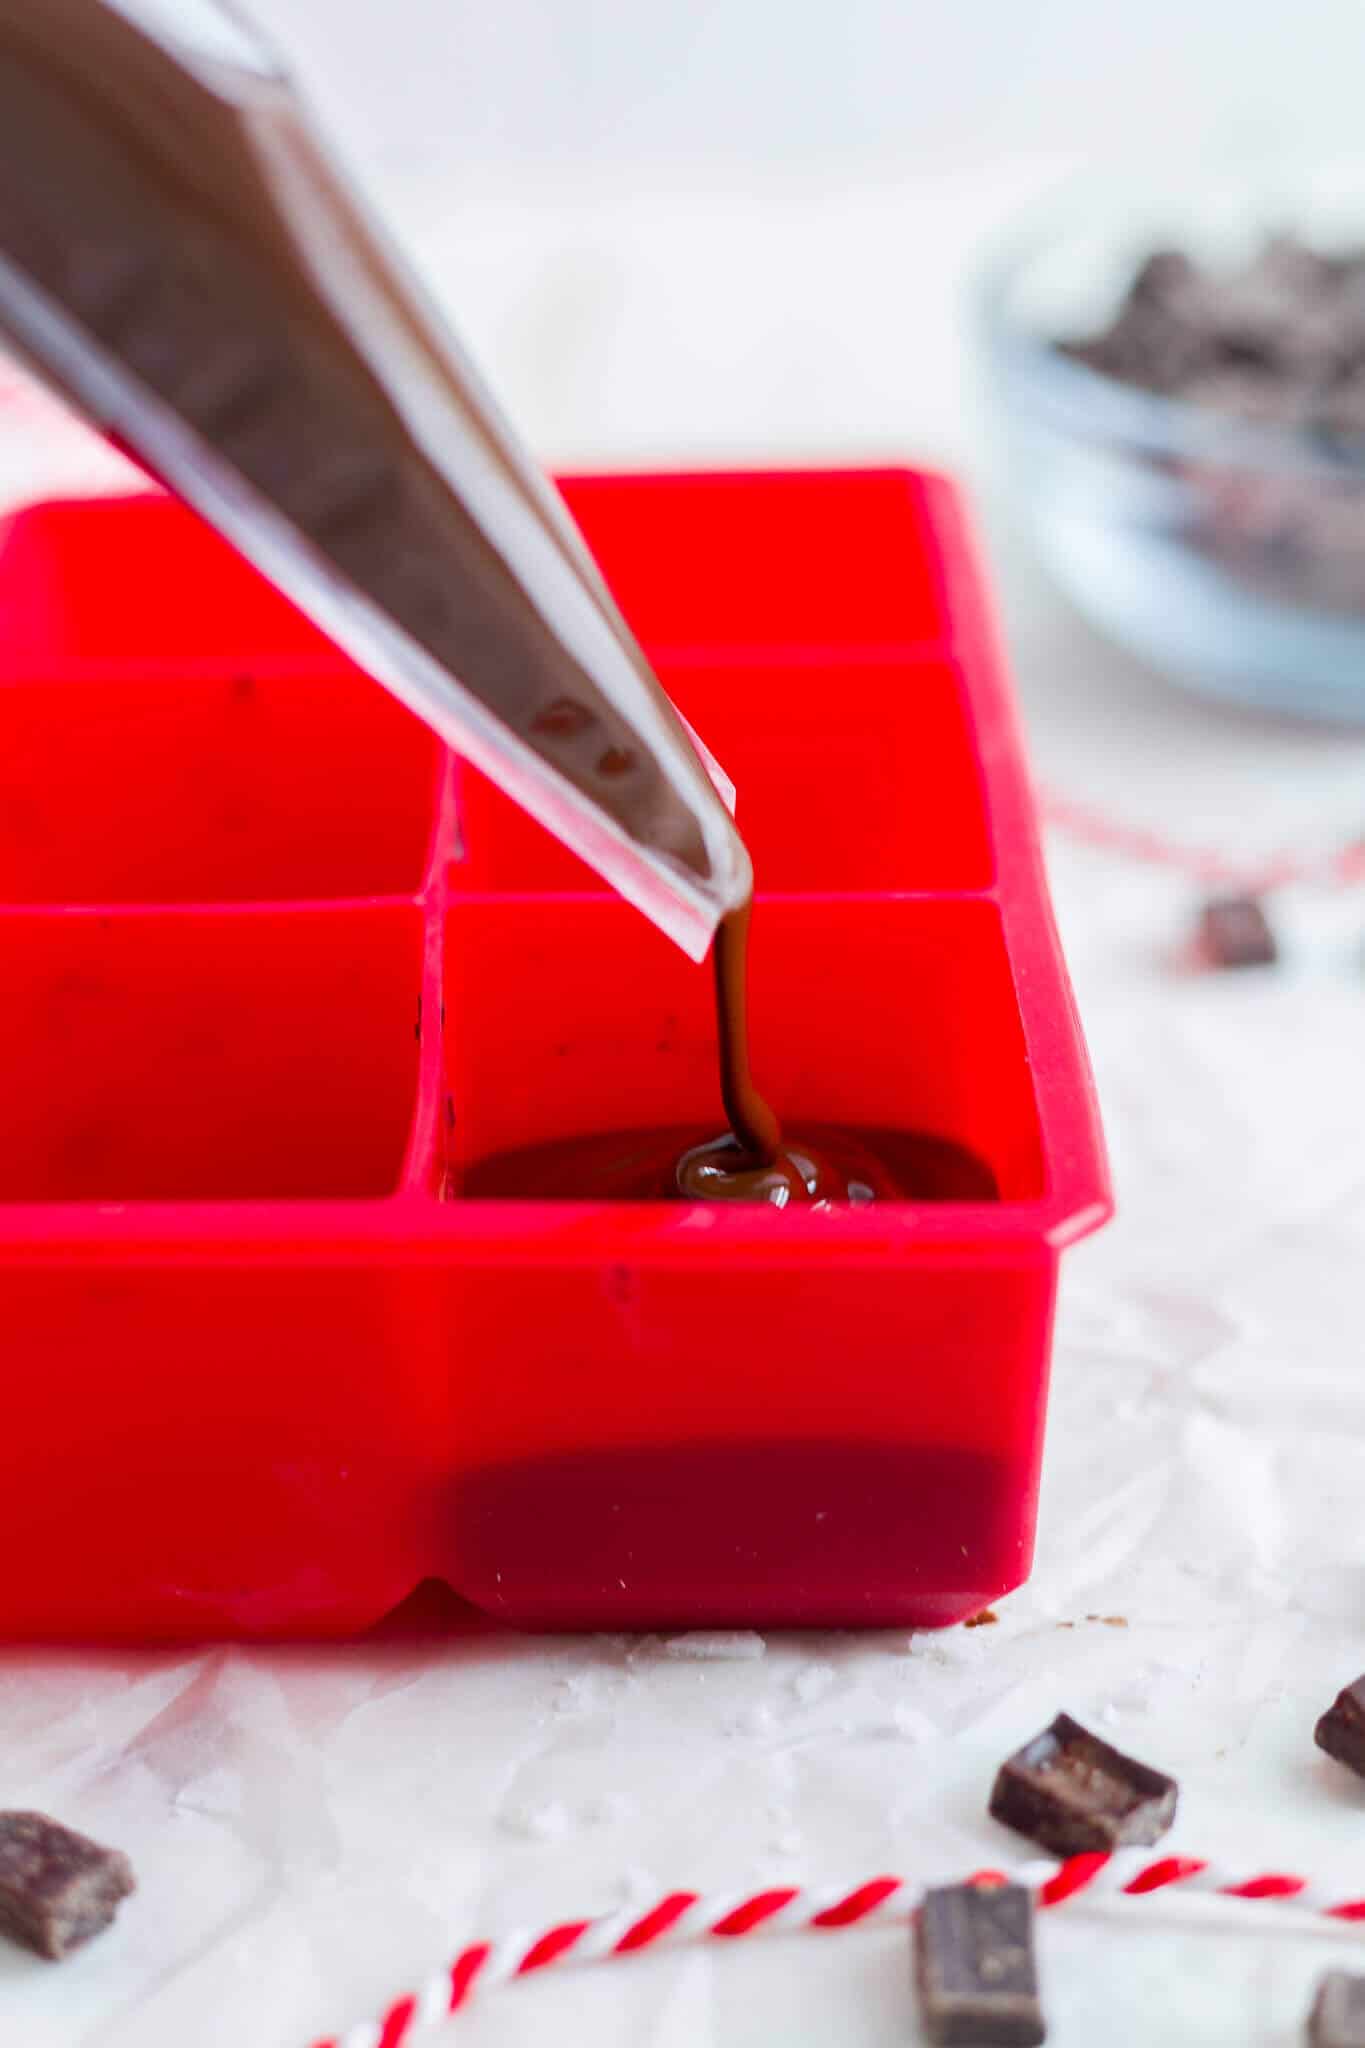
[310,1850,1365,2048]
[1038,789,1365,895]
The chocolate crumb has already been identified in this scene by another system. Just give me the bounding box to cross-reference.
[0,1813,135,1960]
[1197,895,1278,969]
[965,1609,1000,1629]
[1316,1675,1365,1781]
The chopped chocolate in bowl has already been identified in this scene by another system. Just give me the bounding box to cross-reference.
[1060,232,1365,402]
[1058,230,1365,616]
[982,182,1365,711]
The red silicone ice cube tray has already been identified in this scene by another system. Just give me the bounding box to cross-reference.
[0,467,1109,1638]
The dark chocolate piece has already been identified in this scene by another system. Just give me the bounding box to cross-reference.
[1309,1971,1365,2048]
[1315,1676,1365,1780]
[914,1882,1046,2046]
[989,1713,1178,1857]
[1198,895,1278,969]
[0,1811,135,1959]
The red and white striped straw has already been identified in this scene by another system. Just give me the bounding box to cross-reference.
[309,1849,1365,2048]
[1037,788,1365,894]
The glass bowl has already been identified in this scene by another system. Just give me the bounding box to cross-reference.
[975,161,1365,722]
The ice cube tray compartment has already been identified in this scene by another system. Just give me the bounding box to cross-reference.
[445,895,1041,1199]
[0,669,444,903]
[0,905,425,1201]
[0,500,446,904]
[454,649,994,895]
[0,494,336,667]
[0,467,1109,1639]
[557,469,952,650]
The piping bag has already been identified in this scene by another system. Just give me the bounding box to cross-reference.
[0,0,750,961]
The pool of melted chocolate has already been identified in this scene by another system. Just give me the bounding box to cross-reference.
[462,1124,998,1203]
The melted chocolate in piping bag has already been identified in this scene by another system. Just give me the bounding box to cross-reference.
[0,0,749,958]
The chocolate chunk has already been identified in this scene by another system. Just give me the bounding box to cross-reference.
[914,1882,1045,2046]
[1078,299,1215,393]
[0,1812,135,1960]
[1309,1972,1365,2047]
[1315,1675,1365,1780]
[1128,248,1198,308]
[989,1713,1178,1857]
[1197,895,1278,968]
[1200,262,1339,378]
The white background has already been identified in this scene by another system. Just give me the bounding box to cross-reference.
[265,0,1365,185]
